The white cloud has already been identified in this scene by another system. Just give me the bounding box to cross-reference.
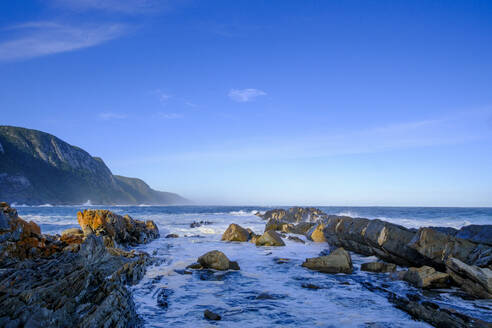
[157,112,182,119]
[228,88,267,102]
[153,89,172,105]
[0,22,127,61]
[51,0,165,14]
[99,112,127,120]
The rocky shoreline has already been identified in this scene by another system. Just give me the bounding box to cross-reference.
[0,202,159,327]
[0,204,491,327]
[221,207,492,328]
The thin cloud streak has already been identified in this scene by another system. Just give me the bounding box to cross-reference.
[51,0,166,14]
[113,112,491,166]
[229,88,267,102]
[0,22,127,61]
[99,112,128,120]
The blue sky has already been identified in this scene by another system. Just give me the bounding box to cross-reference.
[1,0,492,206]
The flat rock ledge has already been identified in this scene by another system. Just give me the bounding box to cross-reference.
[0,203,160,328]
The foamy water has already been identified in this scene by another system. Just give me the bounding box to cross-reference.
[14,206,492,327]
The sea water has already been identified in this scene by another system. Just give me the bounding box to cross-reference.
[14,205,492,327]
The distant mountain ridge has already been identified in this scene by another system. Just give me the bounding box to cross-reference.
[0,126,188,205]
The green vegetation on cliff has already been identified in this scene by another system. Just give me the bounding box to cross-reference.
[0,126,187,205]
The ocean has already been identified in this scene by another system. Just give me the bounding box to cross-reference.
[13,205,492,327]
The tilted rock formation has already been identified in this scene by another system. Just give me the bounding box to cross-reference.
[446,257,492,299]
[408,227,492,269]
[77,209,159,246]
[0,204,161,327]
[0,235,149,327]
[302,247,353,274]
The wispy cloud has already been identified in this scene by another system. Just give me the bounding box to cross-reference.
[51,0,165,14]
[99,112,127,120]
[117,111,491,166]
[229,88,267,102]
[152,89,172,105]
[157,112,183,119]
[0,21,127,61]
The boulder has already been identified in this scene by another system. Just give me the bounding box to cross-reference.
[361,261,397,273]
[306,224,327,242]
[221,223,251,242]
[301,247,353,274]
[77,209,159,246]
[399,266,449,289]
[197,250,239,270]
[446,257,492,299]
[255,230,285,246]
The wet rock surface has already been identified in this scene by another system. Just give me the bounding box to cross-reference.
[255,230,285,246]
[221,223,252,242]
[77,209,159,246]
[0,204,158,328]
[361,261,397,273]
[397,266,450,289]
[302,247,353,274]
[196,250,240,270]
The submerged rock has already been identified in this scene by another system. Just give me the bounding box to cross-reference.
[197,250,240,270]
[287,235,305,244]
[77,209,159,246]
[204,309,221,321]
[255,230,285,246]
[398,266,449,289]
[165,233,179,238]
[190,220,212,228]
[221,223,251,242]
[361,261,397,273]
[302,247,353,274]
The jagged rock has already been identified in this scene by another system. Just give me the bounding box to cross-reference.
[77,209,159,246]
[221,223,251,242]
[255,230,285,246]
[0,203,63,265]
[398,266,449,289]
[204,309,221,321]
[197,250,239,270]
[408,227,492,269]
[301,247,353,274]
[361,261,397,273]
[446,257,492,298]
[0,235,149,328]
[306,223,327,242]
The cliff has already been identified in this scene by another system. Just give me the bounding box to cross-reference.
[0,126,187,205]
